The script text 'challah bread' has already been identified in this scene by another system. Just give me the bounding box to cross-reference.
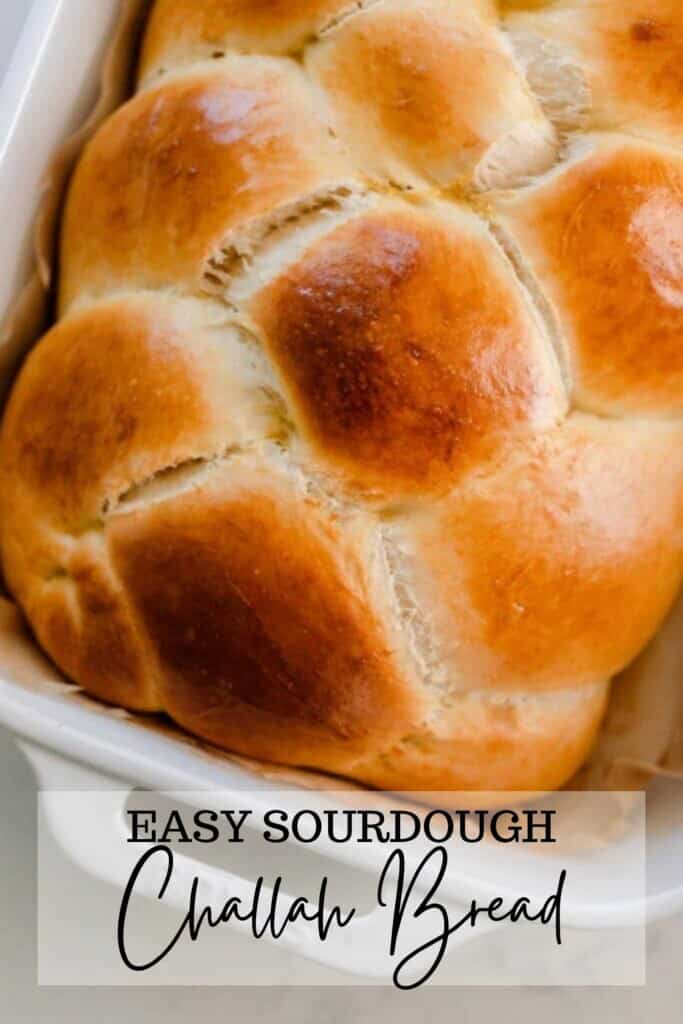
[2,0,683,791]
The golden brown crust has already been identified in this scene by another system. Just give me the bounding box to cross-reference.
[252,203,565,496]
[24,538,162,712]
[495,138,683,416]
[60,61,352,309]
[353,684,610,794]
[139,0,354,77]
[108,455,425,770]
[0,294,273,531]
[393,416,683,692]
[308,0,556,189]
[1,0,682,794]
[505,0,683,144]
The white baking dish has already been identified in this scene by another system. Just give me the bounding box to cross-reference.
[1,0,682,983]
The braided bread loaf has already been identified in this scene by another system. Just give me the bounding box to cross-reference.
[2,0,683,791]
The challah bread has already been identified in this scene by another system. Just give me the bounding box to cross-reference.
[2,0,683,792]
[505,0,683,144]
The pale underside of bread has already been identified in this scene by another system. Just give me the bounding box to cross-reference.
[2,0,683,793]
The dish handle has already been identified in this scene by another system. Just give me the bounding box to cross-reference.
[20,739,497,981]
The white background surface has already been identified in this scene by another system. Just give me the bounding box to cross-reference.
[0,1,682,1020]
[0,1,30,78]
